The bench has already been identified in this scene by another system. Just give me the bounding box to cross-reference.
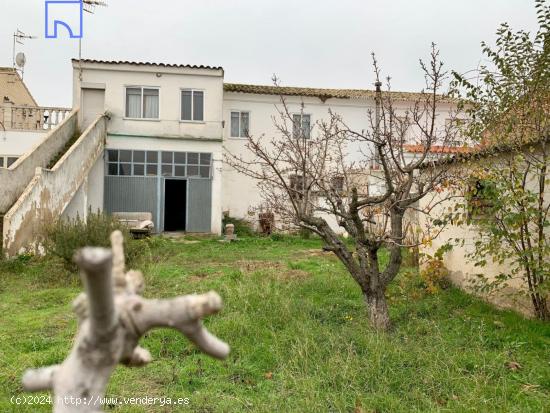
[112,212,154,237]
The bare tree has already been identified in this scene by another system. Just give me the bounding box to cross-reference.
[225,45,461,330]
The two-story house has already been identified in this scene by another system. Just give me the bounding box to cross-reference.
[73,59,459,235]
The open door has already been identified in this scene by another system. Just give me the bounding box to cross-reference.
[164,179,187,231]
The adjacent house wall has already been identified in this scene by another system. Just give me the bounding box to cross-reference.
[221,91,457,230]
[418,145,549,316]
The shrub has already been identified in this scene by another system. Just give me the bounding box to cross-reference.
[420,255,450,294]
[43,211,149,269]
[222,215,256,237]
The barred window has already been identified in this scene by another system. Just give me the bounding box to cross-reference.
[292,114,311,139]
[289,174,306,200]
[331,176,344,193]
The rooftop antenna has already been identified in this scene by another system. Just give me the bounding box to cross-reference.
[12,29,36,79]
[78,0,108,80]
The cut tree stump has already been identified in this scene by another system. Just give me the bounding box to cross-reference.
[21,230,230,412]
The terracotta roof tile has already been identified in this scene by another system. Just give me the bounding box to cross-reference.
[72,59,223,71]
[223,83,453,102]
[403,144,477,154]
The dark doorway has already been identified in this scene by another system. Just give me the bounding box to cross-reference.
[164,179,187,231]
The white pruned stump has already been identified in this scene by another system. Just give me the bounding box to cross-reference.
[21,230,230,412]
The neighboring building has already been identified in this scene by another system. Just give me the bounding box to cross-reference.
[418,137,549,316]
[72,59,460,235]
[0,67,70,167]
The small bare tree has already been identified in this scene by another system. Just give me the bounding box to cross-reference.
[226,45,461,330]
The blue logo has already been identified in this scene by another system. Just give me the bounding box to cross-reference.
[45,0,83,38]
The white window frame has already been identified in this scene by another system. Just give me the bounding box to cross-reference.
[0,155,19,168]
[123,86,161,120]
[292,113,312,139]
[180,88,205,123]
[229,110,251,139]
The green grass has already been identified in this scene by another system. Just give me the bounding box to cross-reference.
[0,236,548,412]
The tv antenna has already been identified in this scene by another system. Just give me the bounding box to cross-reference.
[83,0,108,14]
[78,1,108,80]
[12,29,36,79]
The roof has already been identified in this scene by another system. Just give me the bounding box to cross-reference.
[223,83,451,102]
[0,67,38,106]
[423,134,549,167]
[72,59,223,71]
[404,144,476,154]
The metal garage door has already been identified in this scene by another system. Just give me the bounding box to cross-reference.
[186,178,212,232]
[104,176,159,229]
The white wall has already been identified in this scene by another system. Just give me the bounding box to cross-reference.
[3,115,106,256]
[73,62,224,140]
[0,130,46,157]
[417,148,549,317]
[221,92,457,229]
[87,155,104,214]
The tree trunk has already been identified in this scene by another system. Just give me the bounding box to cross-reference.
[364,290,391,331]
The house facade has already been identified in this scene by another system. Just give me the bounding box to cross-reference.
[72,59,458,235]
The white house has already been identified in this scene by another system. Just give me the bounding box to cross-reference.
[72,59,459,235]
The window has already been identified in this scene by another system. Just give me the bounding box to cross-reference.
[0,156,18,168]
[181,90,204,121]
[289,174,306,200]
[292,114,311,139]
[331,176,344,193]
[230,111,250,137]
[107,149,211,178]
[125,87,159,119]
[107,149,158,176]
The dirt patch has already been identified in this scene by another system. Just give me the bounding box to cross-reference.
[306,249,329,257]
[237,260,309,281]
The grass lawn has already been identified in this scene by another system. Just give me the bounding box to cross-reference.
[0,236,549,412]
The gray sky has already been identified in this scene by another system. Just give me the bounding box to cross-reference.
[1,0,539,108]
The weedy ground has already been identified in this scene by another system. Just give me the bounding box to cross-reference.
[0,235,548,412]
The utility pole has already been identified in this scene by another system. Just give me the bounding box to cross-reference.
[374,80,382,168]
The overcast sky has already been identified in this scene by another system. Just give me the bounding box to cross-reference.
[0,0,539,107]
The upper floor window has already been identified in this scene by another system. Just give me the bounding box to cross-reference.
[181,89,204,122]
[292,114,311,139]
[230,111,250,137]
[125,87,159,119]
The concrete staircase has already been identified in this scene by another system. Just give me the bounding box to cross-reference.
[1,111,107,256]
